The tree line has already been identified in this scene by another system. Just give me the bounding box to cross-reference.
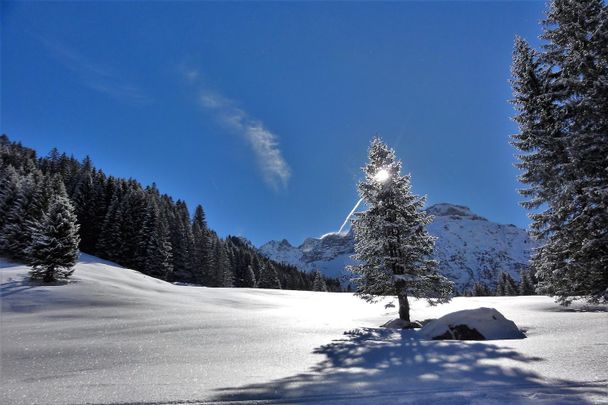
[467,270,537,297]
[0,135,341,291]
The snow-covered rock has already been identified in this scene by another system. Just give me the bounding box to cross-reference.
[381,319,423,329]
[259,203,538,292]
[420,307,526,340]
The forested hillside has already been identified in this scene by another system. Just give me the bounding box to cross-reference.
[0,135,341,291]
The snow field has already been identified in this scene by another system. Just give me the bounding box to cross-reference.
[1,255,606,404]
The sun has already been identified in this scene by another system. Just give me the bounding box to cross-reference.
[374,169,390,183]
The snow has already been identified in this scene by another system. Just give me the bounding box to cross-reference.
[420,307,526,340]
[1,254,607,404]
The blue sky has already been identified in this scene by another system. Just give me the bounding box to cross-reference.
[2,1,545,246]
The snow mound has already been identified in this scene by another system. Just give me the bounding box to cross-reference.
[420,307,526,340]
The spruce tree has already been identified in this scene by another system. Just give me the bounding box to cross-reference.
[519,271,536,295]
[0,166,20,232]
[312,270,328,292]
[191,204,210,284]
[245,264,257,288]
[472,282,492,297]
[28,186,80,282]
[168,199,193,281]
[72,169,98,252]
[96,195,124,262]
[496,272,518,296]
[137,199,173,280]
[258,262,281,289]
[511,0,608,304]
[348,138,452,322]
[0,173,40,260]
[219,245,234,287]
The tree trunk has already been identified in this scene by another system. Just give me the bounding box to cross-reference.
[396,280,410,322]
[398,292,410,322]
[44,266,55,283]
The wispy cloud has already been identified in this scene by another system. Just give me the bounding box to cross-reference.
[183,68,291,191]
[38,36,151,104]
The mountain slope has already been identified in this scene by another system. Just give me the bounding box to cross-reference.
[259,203,537,292]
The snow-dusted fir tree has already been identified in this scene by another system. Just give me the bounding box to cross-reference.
[245,264,257,288]
[28,183,80,282]
[0,173,40,260]
[0,166,20,232]
[496,272,518,296]
[348,137,452,322]
[312,270,328,292]
[191,204,210,284]
[95,194,124,262]
[519,271,536,295]
[472,282,492,297]
[258,262,281,289]
[137,199,173,280]
[511,0,608,304]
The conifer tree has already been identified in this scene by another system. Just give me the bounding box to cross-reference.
[219,245,234,287]
[258,262,281,289]
[191,204,210,284]
[496,272,518,296]
[168,199,193,281]
[96,195,124,262]
[245,264,257,288]
[511,0,608,304]
[72,169,98,252]
[0,166,20,232]
[312,270,328,292]
[472,282,492,297]
[348,137,452,322]
[28,185,80,282]
[519,271,536,295]
[137,199,173,279]
[0,173,40,260]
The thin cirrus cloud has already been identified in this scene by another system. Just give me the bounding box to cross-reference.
[37,36,151,104]
[184,68,291,191]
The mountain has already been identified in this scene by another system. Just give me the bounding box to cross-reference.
[259,203,537,292]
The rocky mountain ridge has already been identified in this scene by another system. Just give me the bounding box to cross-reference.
[259,203,537,292]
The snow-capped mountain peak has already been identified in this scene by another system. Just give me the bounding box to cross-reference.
[426,203,487,221]
[259,203,537,292]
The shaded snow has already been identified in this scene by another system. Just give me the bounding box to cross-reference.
[1,255,607,404]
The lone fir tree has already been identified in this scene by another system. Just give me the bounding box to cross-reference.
[28,184,80,282]
[349,137,452,322]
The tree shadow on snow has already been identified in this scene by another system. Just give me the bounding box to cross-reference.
[211,328,606,403]
[0,278,35,298]
[0,277,74,299]
[546,304,608,313]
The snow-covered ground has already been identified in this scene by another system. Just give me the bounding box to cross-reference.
[1,255,606,404]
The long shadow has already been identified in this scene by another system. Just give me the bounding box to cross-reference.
[0,279,35,298]
[211,328,606,403]
[0,277,73,298]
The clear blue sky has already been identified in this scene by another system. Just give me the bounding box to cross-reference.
[2,1,545,246]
